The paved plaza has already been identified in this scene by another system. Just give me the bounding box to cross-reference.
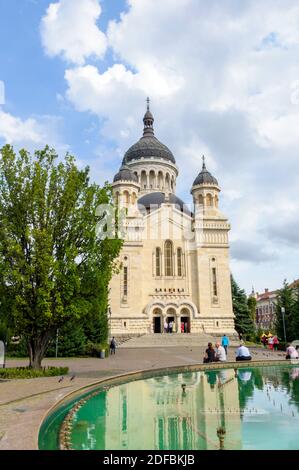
[0,341,286,450]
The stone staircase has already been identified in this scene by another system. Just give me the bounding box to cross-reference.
[118,333,239,348]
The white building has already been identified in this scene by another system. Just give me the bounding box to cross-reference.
[109,101,235,336]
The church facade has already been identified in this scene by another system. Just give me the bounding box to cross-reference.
[109,101,235,336]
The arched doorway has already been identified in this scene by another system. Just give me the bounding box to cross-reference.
[180,308,191,333]
[166,307,176,333]
[152,308,163,333]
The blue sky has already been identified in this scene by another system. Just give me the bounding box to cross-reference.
[1,0,299,293]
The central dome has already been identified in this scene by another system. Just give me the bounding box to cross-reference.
[123,135,176,164]
[122,99,176,165]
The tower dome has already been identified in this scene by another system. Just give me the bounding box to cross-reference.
[122,98,176,165]
[192,156,218,187]
[113,164,138,183]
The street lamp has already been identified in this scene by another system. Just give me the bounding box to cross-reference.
[108,307,112,341]
[281,307,287,345]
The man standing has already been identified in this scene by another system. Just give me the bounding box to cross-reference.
[235,342,251,361]
[110,337,116,355]
[215,342,227,362]
[221,334,230,354]
[169,320,173,334]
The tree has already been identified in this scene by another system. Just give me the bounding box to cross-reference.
[231,276,255,340]
[247,296,257,323]
[274,280,294,342]
[291,287,299,340]
[0,145,122,369]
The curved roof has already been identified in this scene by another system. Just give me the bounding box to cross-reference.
[123,135,176,164]
[192,157,218,186]
[113,165,138,183]
[122,100,176,165]
[138,192,191,216]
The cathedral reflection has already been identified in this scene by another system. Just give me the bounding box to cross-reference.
[102,370,242,450]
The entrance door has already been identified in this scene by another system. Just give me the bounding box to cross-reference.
[181,316,190,333]
[153,317,161,333]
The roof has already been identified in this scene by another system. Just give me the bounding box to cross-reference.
[192,156,218,187]
[138,191,191,216]
[113,165,138,183]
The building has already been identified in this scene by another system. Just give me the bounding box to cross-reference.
[254,289,278,331]
[109,100,235,336]
[254,279,299,331]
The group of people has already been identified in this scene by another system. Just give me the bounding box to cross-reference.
[164,320,174,333]
[261,333,279,350]
[203,334,252,363]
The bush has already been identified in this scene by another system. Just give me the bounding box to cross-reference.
[85,341,109,357]
[0,366,69,379]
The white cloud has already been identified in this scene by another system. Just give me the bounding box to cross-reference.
[0,109,46,144]
[41,0,107,65]
[0,108,69,155]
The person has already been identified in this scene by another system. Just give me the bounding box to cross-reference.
[285,344,299,360]
[110,337,116,355]
[221,334,230,354]
[164,319,168,333]
[203,342,216,363]
[168,320,173,334]
[268,335,274,351]
[261,333,267,348]
[273,335,279,351]
[235,342,252,361]
[181,322,185,333]
[215,341,227,362]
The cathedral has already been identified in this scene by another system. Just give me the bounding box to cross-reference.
[109,100,235,336]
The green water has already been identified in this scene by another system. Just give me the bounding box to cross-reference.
[39,365,299,450]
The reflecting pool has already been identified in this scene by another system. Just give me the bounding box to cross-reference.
[39,365,299,450]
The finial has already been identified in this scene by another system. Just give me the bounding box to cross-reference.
[202,155,206,170]
[143,97,154,136]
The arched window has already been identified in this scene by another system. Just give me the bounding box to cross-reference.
[164,240,173,276]
[206,194,213,206]
[177,248,182,277]
[156,247,161,276]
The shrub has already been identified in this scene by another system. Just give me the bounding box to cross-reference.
[85,341,109,357]
[0,366,69,379]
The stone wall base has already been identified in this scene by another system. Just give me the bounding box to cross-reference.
[111,316,236,336]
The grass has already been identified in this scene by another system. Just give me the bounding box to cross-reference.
[0,366,69,379]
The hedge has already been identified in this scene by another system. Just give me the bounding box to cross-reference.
[0,366,69,379]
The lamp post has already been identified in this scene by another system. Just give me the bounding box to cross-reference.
[55,328,59,358]
[109,307,112,341]
[281,307,287,345]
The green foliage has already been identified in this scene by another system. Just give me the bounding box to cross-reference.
[85,341,109,357]
[0,145,122,368]
[291,287,299,340]
[231,275,255,340]
[46,323,86,357]
[247,296,257,323]
[0,366,68,379]
[274,280,295,342]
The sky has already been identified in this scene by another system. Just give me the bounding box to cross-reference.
[0,0,299,294]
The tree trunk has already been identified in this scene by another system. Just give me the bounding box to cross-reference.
[28,332,52,369]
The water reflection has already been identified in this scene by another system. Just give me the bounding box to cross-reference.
[68,365,299,450]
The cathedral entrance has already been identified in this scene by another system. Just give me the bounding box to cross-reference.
[153,308,162,333]
[166,308,176,333]
[153,316,161,333]
[180,308,191,333]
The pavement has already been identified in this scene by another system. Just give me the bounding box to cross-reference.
[0,342,286,450]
